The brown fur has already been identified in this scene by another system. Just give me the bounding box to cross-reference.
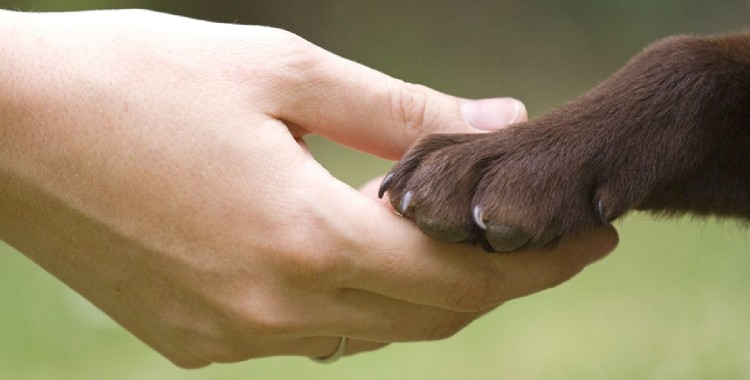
[379,32,750,252]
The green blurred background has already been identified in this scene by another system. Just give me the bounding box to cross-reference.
[1,1,749,379]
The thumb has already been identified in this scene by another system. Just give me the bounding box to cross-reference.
[273,39,526,160]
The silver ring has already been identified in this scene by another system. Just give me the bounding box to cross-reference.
[310,337,347,364]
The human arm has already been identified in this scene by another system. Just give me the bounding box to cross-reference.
[0,9,617,367]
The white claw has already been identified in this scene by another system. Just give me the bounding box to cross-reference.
[399,191,414,214]
[596,198,612,224]
[472,205,487,230]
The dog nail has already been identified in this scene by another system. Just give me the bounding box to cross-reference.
[596,198,612,224]
[378,173,394,199]
[472,205,487,230]
[399,191,414,215]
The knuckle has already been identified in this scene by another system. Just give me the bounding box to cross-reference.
[271,31,318,69]
[203,288,301,338]
[389,81,431,135]
[183,298,303,363]
[250,26,310,55]
[274,238,350,288]
[445,266,503,312]
[243,28,322,89]
[226,299,299,337]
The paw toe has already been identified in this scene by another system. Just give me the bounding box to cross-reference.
[483,223,531,253]
[415,212,472,243]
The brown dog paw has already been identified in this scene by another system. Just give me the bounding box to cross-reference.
[379,124,615,252]
[380,33,750,252]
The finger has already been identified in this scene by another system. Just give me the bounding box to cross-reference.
[268,38,526,159]
[351,218,618,312]
[180,334,387,363]
[330,338,388,357]
[488,230,617,300]
[310,175,618,313]
[247,336,387,360]
[317,288,488,342]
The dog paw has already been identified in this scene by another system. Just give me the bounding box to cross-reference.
[380,34,750,251]
[379,125,623,252]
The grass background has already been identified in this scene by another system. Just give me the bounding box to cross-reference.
[1,0,748,378]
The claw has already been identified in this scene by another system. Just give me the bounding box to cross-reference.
[596,198,609,224]
[378,173,394,199]
[399,191,414,215]
[472,205,487,230]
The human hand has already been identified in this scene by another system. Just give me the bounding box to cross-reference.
[0,9,618,367]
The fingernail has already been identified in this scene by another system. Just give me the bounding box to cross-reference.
[460,98,526,131]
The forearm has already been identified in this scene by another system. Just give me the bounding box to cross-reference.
[0,9,33,175]
[0,12,195,354]
[0,10,148,229]
[0,11,75,270]
[0,10,47,252]
[0,10,81,192]
[0,10,141,272]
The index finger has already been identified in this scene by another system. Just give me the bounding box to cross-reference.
[267,36,525,160]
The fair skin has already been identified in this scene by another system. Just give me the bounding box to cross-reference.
[0,9,618,368]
